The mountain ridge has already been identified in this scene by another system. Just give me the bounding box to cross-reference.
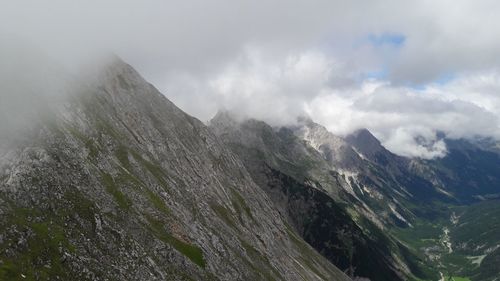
[210,109,500,281]
[209,111,422,280]
[0,57,350,281]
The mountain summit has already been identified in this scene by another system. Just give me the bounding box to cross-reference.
[0,57,349,281]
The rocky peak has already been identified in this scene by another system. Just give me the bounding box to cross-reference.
[292,119,363,170]
[345,128,387,161]
[0,56,350,281]
[346,128,381,148]
[208,110,241,134]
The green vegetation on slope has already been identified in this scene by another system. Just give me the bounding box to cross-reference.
[101,172,133,210]
[145,215,206,268]
[0,190,98,281]
[391,200,500,281]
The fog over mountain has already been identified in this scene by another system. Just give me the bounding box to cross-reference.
[2,0,500,158]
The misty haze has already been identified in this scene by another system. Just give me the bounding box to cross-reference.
[1,1,500,281]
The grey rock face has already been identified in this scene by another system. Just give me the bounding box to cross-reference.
[293,120,454,226]
[0,58,350,281]
[210,110,500,281]
[209,112,418,281]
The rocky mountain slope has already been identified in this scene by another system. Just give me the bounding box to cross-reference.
[294,119,453,223]
[413,138,500,202]
[209,113,430,281]
[210,111,500,281]
[0,57,351,281]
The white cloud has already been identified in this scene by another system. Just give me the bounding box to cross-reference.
[308,74,500,158]
[3,1,500,158]
[189,48,500,159]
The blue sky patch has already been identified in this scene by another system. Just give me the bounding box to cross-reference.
[367,33,406,47]
[433,72,456,85]
[362,68,388,80]
[404,72,457,91]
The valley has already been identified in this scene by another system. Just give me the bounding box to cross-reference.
[391,200,500,281]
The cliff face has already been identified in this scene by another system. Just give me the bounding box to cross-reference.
[209,113,420,281]
[0,58,350,281]
[209,110,500,281]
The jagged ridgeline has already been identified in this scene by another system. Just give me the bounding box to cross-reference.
[209,114,430,281]
[0,56,351,280]
[209,111,500,281]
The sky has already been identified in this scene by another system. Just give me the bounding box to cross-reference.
[1,0,500,158]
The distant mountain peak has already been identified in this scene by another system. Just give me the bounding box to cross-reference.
[210,109,238,124]
[347,128,380,144]
[345,128,384,154]
[296,115,315,125]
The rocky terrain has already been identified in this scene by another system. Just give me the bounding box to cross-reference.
[0,58,350,281]
[210,113,429,281]
[210,111,500,281]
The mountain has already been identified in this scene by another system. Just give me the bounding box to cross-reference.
[294,119,455,221]
[210,111,500,281]
[414,138,500,202]
[209,113,433,281]
[399,138,500,280]
[0,57,350,281]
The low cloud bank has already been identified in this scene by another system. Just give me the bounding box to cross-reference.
[169,48,500,159]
